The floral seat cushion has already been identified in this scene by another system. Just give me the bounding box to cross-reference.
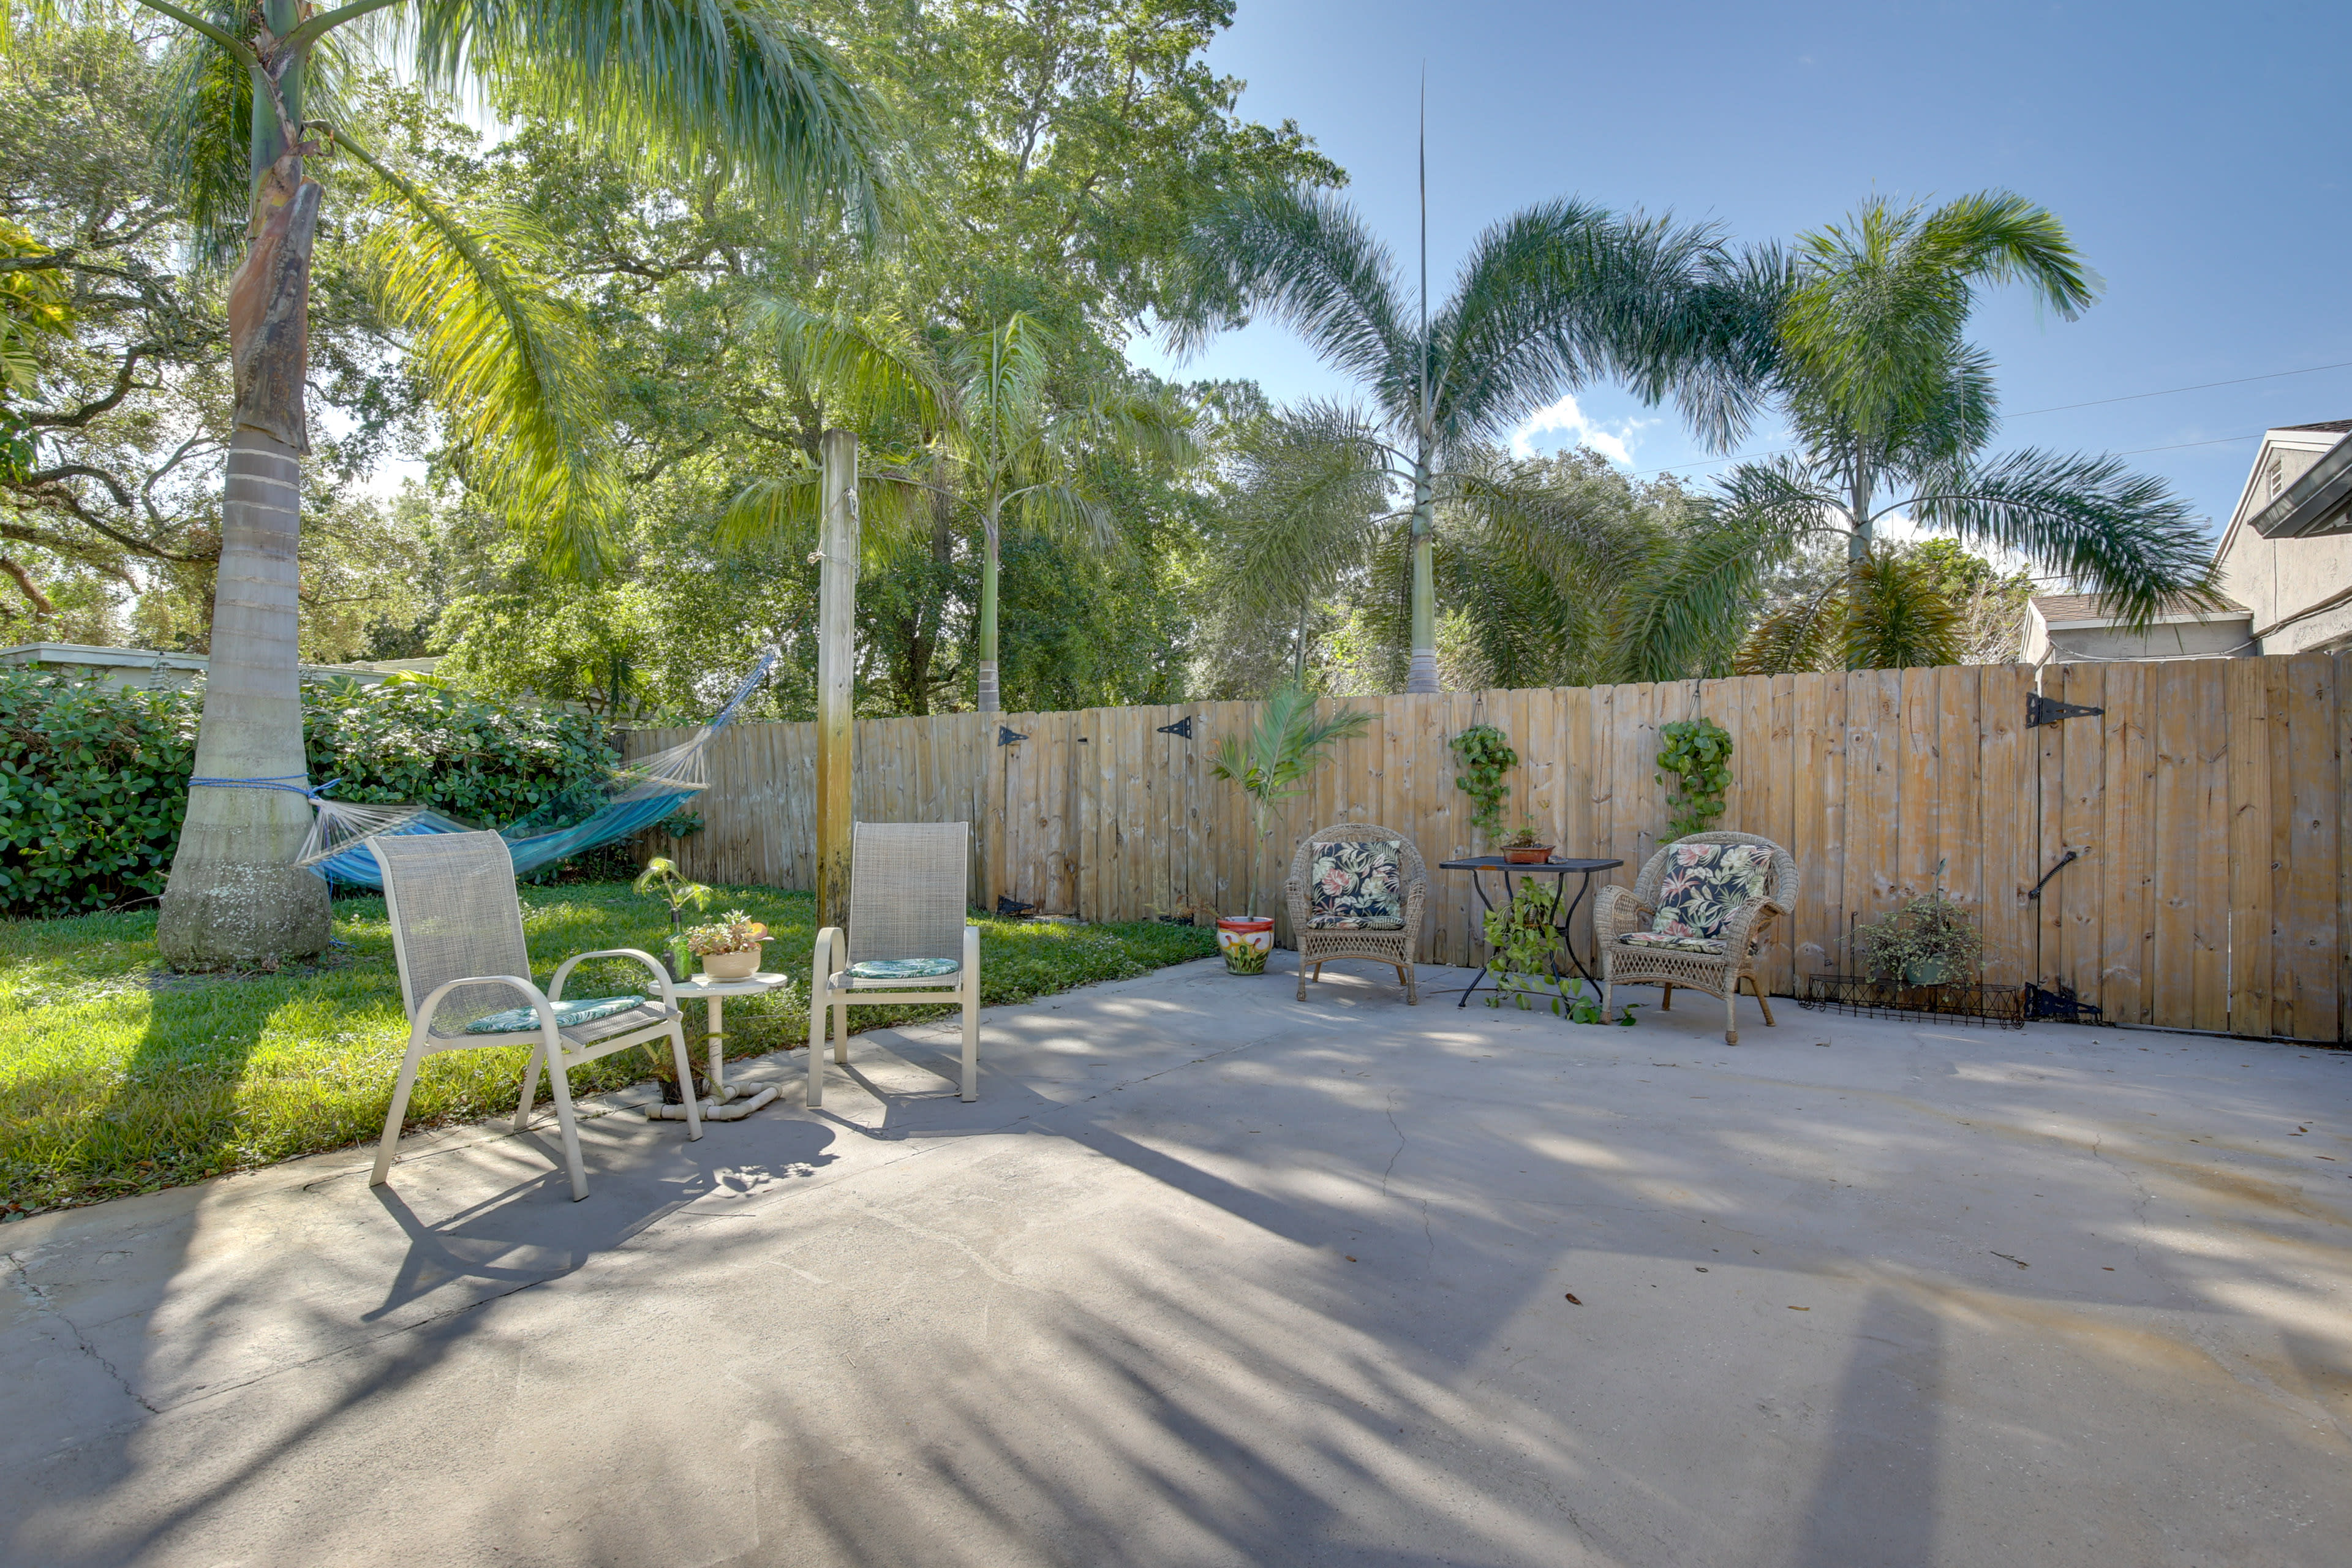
[464,994,644,1035]
[1638,842,1774,946]
[1619,930,1726,955]
[844,957,961,982]
[1306,839,1404,930]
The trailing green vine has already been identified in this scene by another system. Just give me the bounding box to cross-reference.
[1655,716,1734,840]
[1449,723,1518,839]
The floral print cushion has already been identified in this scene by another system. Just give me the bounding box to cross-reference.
[1619,930,1726,955]
[464,995,645,1035]
[1307,839,1403,929]
[1647,842,1774,942]
[845,957,961,981]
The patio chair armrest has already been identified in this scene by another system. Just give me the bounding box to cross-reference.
[1402,878,1427,934]
[1717,897,1787,959]
[417,974,558,1041]
[812,925,846,994]
[551,948,676,1011]
[1591,885,1651,943]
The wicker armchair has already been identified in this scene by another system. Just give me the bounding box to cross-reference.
[1284,822,1427,1004]
[1595,831,1797,1045]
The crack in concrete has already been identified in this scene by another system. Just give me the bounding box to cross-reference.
[7,1249,159,1415]
[1381,1091,1407,1199]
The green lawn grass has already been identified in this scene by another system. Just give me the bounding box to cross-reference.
[0,883,1215,1217]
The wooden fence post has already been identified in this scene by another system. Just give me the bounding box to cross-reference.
[816,429,858,932]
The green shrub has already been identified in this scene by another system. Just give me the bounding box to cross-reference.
[0,670,621,916]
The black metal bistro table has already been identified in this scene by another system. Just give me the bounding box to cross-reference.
[1439,856,1623,1009]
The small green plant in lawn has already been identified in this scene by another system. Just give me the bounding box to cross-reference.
[1449,723,1518,840]
[1852,858,1981,984]
[1480,878,1635,1023]
[0,883,1216,1216]
[1656,717,1734,840]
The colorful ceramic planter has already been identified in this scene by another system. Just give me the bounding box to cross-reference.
[1216,915,1275,975]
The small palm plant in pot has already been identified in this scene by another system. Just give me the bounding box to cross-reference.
[1209,685,1371,974]
[633,857,712,980]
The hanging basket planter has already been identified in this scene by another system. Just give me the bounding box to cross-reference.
[1216,915,1275,975]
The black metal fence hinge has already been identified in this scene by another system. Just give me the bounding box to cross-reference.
[998,726,1027,747]
[2027,692,2104,728]
[1156,715,1194,739]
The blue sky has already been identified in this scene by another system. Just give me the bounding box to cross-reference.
[1131,0,2352,543]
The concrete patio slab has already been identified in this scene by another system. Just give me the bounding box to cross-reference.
[4,956,2350,1567]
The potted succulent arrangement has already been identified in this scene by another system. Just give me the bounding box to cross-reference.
[632,856,711,980]
[1853,861,1981,987]
[687,910,770,979]
[1498,823,1555,864]
[1209,685,1371,974]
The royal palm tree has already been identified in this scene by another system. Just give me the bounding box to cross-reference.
[1625,192,2220,679]
[722,309,1193,710]
[4,2,891,965]
[1172,181,1776,693]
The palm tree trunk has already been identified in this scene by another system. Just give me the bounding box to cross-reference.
[976,500,1001,711]
[156,429,328,965]
[158,8,328,966]
[1405,454,1438,693]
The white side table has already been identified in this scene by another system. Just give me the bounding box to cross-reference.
[646,971,790,1121]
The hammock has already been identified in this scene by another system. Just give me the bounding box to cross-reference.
[295,652,775,888]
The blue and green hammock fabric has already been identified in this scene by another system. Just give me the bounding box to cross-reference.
[282,653,774,889]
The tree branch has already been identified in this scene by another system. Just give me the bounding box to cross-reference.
[124,0,262,69]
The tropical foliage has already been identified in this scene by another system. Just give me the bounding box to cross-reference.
[1208,684,1369,917]
[1626,193,2218,679]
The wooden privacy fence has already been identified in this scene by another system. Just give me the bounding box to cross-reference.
[625,652,2351,1042]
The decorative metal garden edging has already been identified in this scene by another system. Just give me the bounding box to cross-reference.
[1798,974,2029,1030]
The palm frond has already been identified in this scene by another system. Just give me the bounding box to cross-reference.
[405,0,894,236]
[1213,399,1394,619]
[1904,447,2223,630]
[1733,595,1837,676]
[1839,547,1966,670]
[350,140,621,576]
[748,294,939,429]
[1171,182,1412,409]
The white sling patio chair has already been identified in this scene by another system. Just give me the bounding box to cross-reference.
[809,821,980,1107]
[370,830,700,1201]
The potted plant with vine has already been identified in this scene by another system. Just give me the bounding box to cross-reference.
[633,856,711,980]
[1656,717,1733,840]
[1481,879,1636,1024]
[1450,723,1517,845]
[1209,685,1371,974]
[686,910,770,979]
[1853,859,1981,987]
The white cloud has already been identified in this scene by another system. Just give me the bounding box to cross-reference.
[1509,394,1646,466]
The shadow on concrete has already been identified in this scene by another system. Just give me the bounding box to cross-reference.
[1791,1289,1943,1567]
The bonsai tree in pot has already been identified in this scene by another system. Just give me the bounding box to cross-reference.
[1853,860,1981,987]
[1209,685,1371,974]
[1498,823,1556,864]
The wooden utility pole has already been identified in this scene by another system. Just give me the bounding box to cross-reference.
[815,429,858,932]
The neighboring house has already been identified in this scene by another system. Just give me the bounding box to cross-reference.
[2212,418,2352,654]
[2022,592,2254,666]
[0,642,442,692]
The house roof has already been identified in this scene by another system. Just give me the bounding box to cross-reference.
[2031,592,2248,628]
[2280,419,2352,434]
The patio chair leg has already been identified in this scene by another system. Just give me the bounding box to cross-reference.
[1724,986,1739,1047]
[960,992,978,1102]
[543,1051,590,1201]
[514,1045,544,1133]
[834,997,850,1065]
[1296,959,1309,1003]
[1747,974,1777,1027]
[807,993,825,1110]
[666,1026,703,1140]
[371,1047,424,1186]
[1660,984,1673,1011]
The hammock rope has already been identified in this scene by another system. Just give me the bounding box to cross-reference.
[295,650,777,887]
